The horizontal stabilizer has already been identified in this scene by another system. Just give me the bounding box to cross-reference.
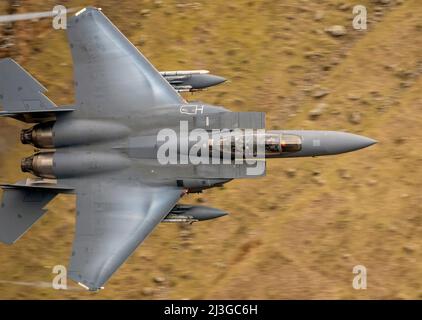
[0,108,74,123]
[0,58,57,112]
[0,183,61,244]
[0,179,74,192]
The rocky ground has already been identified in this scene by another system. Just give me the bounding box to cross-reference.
[0,0,421,299]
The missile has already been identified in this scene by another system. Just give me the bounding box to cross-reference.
[160,70,226,92]
[162,205,228,224]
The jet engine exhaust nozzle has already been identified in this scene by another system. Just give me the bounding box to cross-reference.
[21,152,55,179]
[20,123,55,149]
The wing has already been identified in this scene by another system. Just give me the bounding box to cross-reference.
[66,7,184,119]
[68,180,183,290]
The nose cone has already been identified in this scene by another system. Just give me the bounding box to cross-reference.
[272,130,377,158]
[188,74,227,89]
[325,132,377,154]
[200,74,227,88]
[213,75,227,85]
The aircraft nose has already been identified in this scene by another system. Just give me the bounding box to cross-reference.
[325,132,377,154]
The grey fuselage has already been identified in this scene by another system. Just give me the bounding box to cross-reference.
[21,102,376,194]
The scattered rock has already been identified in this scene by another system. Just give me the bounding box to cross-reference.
[311,176,326,186]
[205,49,215,56]
[388,225,398,233]
[213,262,227,269]
[153,276,166,284]
[329,108,341,115]
[342,253,351,260]
[395,69,414,79]
[349,111,362,124]
[338,3,351,11]
[154,0,163,8]
[267,203,279,210]
[304,51,323,59]
[394,137,406,144]
[176,2,202,10]
[347,93,361,101]
[325,25,347,37]
[180,272,192,280]
[338,209,350,216]
[367,179,378,186]
[312,169,321,176]
[338,169,352,180]
[403,244,415,254]
[400,81,412,88]
[330,57,342,66]
[384,63,396,71]
[308,103,327,120]
[142,287,154,296]
[314,11,324,21]
[285,168,297,178]
[283,47,295,56]
[232,98,245,107]
[141,9,151,16]
[312,88,330,99]
[285,14,295,21]
[226,48,239,56]
[192,245,203,252]
[140,253,152,261]
[137,38,147,46]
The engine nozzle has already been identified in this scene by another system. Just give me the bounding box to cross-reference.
[21,152,55,179]
[20,123,54,148]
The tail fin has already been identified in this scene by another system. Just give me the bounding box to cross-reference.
[0,58,57,112]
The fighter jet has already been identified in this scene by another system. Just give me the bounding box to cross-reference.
[0,7,376,291]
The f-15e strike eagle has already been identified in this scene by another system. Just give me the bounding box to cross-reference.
[0,7,376,291]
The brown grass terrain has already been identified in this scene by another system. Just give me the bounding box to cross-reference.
[0,0,421,299]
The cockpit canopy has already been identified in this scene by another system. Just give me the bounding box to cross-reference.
[208,131,302,158]
[264,133,302,155]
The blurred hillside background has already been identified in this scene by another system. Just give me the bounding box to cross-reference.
[0,0,421,299]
